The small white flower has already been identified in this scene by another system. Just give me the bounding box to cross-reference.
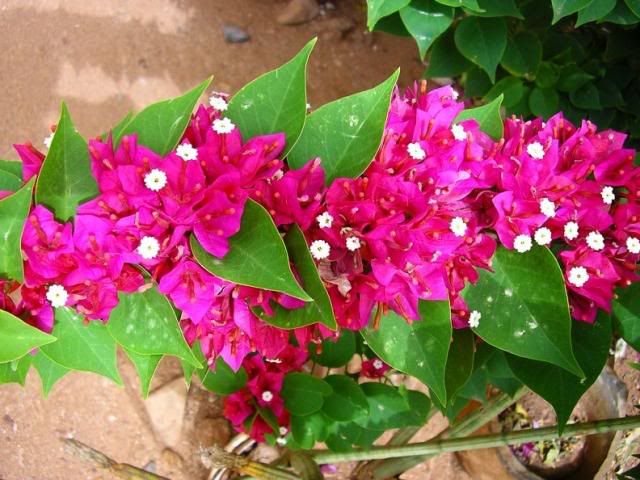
[346,236,361,251]
[212,117,235,134]
[276,437,288,446]
[586,231,605,251]
[513,234,532,253]
[279,426,288,436]
[451,89,459,100]
[564,221,579,241]
[626,237,640,254]
[373,359,384,370]
[539,198,556,218]
[209,95,228,111]
[451,123,466,141]
[46,284,68,308]
[306,102,312,110]
[310,240,331,260]
[407,142,426,160]
[469,310,481,328]
[534,227,552,246]
[43,132,55,149]
[137,236,160,260]
[601,186,615,205]
[176,142,198,161]
[526,141,545,160]
[449,217,467,237]
[261,390,273,402]
[144,169,167,192]
[568,266,589,288]
[316,211,334,229]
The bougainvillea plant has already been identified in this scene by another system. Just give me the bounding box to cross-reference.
[1,38,639,476]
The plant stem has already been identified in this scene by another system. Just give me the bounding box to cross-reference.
[313,414,640,464]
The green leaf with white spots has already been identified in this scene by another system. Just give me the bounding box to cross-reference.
[454,17,507,82]
[0,308,56,363]
[455,94,504,139]
[287,70,399,184]
[254,224,336,329]
[107,286,200,368]
[32,352,69,397]
[41,308,122,384]
[367,0,411,29]
[124,349,162,398]
[227,39,315,155]
[0,355,32,386]
[399,0,454,60]
[0,178,34,282]
[362,300,451,405]
[35,103,99,221]
[462,246,583,378]
[191,199,311,302]
[114,77,211,155]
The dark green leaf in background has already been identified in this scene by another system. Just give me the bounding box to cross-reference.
[427,30,472,78]
[367,0,412,29]
[529,87,560,118]
[551,0,592,24]
[454,17,507,82]
[486,77,524,108]
[282,372,333,416]
[399,0,454,59]
[576,0,616,26]
[501,32,542,78]
[310,330,356,368]
[322,375,369,422]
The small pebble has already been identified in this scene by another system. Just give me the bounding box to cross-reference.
[223,24,250,43]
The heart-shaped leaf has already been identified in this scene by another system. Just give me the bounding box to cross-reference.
[462,246,583,378]
[124,349,162,398]
[576,0,616,26]
[32,352,69,397]
[322,375,369,422]
[107,286,200,367]
[41,307,122,384]
[362,300,451,404]
[529,87,560,119]
[288,70,399,184]
[282,372,333,416]
[367,0,411,29]
[227,39,315,155]
[191,199,311,301]
[291,411,331,449]
[455,94,504,139]
[35,104,99,221]
[0,178,34,282]
[114,77,212,154]
[0,309,56,363]
[426,30,472,78]
[454,17,507,82]
[310,330,356,368]
[399,0,454,59]
[551,0,592,24]
[501,32,542,77]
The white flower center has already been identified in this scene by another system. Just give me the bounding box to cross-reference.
[212,117,235,134]
[601,186,615,205]
[279,426,288,436]
[451,124,466,141]
[373,359,384,370]
[449,216,467,237]
[451,89,459,100]
[526,141,545,160]
[346,236,361,251]
[46,284,68,308]
[261,390,273,402]
[407,142,426,160]
[209,95,228,111]
[564,221,579,241]
[626,237,640,254]
[137,236,160,260]
[568,266,589,288]
[539,198,556,218]
[44,132,55,149]
[176,142,198,161]
[534,227,552,245]
[144,169,167,192]
[310,240,331,260]
[586,231,605,251]
[316,212,334,229]
[469,310,481,328]
[513,234,532,253]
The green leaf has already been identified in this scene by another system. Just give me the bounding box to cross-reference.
[613,283,640,351]
[601,2,640,24]
[472,0,523,18]
[41,307,122,384]
[557,65,595,92]
[200,357,248,395]
[454,17,507,82]
[0,178,34,282]
[0,171,21,192]
[373,12,411,36]
[101,112,134,141]
[576,0,616,26]
[287,70,399,184]
[535,63,560,89]
[322,375,369,422]
[462,246,583,378]
[107,286,200,367]
[625,0,640,17]
[501,32,542,78]
[355,383,428,430]
[507,85,531,118]
[455,94,504,139]
[507,313,611,433]
[32,352,69,397]
[114,77,212,154]
[0,355,32,386]
[291,411,331,449]
[399,0,454,60]
[191,199,311,301]
[282,372,333,416]
[443,328,475,403]
[227,39,315,155]
[485,77,524,108]
[35,103,98,221]
[529,87,560,119]
[551,0,592,24]
[254,224,335,329]
[435,0,483,10]
[570,82,601,110]
[124,349,161,398]
[0,159,23,178]
[310,330,356,368]
[426,30,472,78]
[367,0,411,29]
[362,300,451,404]
[0,309,56,363]
[464,67,493,98]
